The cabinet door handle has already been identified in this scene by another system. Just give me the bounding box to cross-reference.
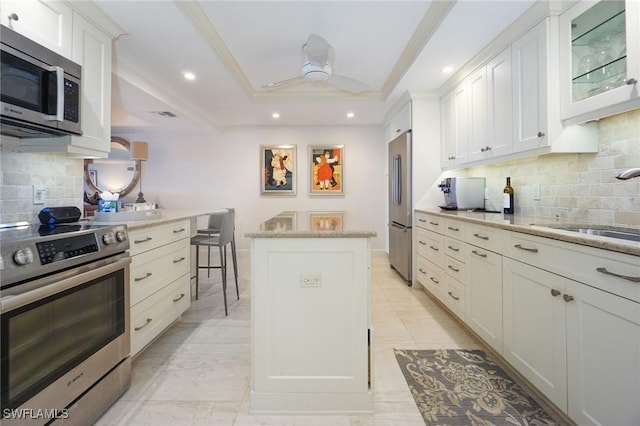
[472,250,487,258]
[447,265,459,272]
[173,257,186,263]
[430,245,439,251]
[448,291,459,301]
[550,289,561,297]
[134,318,152,331]
[173,228,186,234]
[514,244,538,253]
[563,294,574,303]
[430,277,440,284]
[134,272,153,282]
[134,237,153,244]
[473,233,489,240]
[447,245,460,252]
[429,221,439,226]
[8,13,18,21]
[173,293,186,303]
[537,131,546,138]
[626,78,637,85]
[447,226,459,231]
[596,267,640,283]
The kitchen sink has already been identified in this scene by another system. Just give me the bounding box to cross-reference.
[533,225,640,243]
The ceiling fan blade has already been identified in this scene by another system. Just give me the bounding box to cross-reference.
[327,74,371,94]
[263,76,306,90]
[304,33,330,66]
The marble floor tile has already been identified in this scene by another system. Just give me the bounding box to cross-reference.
[96,251,484,425]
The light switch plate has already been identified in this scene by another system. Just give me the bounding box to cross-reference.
[33,185,46,204]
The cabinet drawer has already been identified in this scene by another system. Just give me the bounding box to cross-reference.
[415,212,443,233]
[466,223,502,253]
[445,236,467,263]
[504,231,640,303]
[443,276,465,320]
[416,227,444,265]
[444,218,466,240]
[444,256,467,283]
[416,256,445,299]
[130,239,190,306]
[129,219,190,256]
[131,273,190,356]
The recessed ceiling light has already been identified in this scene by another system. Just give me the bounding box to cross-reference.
[346,112,355,119]
[272,112,280,119]
[183,71,196,80]
[441,66,454,74]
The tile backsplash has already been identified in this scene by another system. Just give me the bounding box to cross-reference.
[0,137,84,225]
[463,109,640,226]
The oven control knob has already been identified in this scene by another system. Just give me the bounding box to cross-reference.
[102,232,116,245]
[13,248,34,266]
[116,230,127,242]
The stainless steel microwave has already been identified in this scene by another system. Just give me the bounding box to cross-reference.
[1,25,81,138]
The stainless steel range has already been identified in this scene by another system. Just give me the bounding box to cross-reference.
[1,222,131,426]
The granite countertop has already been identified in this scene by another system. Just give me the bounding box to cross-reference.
[416,208,640,257]
[246,211,376,239]
[91,208,227,231]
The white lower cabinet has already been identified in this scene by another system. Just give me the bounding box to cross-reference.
[128,219,191,356]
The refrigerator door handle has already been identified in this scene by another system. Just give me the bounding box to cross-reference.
[392,154,401,205]
[389,222,408,231]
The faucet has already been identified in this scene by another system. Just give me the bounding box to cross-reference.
[615,168,640,180]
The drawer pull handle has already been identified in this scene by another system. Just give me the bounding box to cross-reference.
[173,257,186,263]
[472,250,487,258]
[430,277,440,284]
[134,318,152,331]
[447,226,459,231]
[550,289,561,297]
[596,267,640,283]
[418,268,427,274]
[173,293,186,302]
[134,272,153,282]
[429,221,439,226]
[173,228,186,234]
[134,237,153,244]
[514,244,538,253]
[447,265,459,272]
[418,240,426,246]
[563,294,574,303]
[447,246,460,252]
[418,218,427,223]
[430,245,439,251]
[448,291,459,301]
[473,233,489,240]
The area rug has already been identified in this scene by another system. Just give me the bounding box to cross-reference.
[394,349,558,425]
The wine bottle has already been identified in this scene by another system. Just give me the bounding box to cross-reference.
[503,177,514,214]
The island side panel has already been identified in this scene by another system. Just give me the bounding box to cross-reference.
[251,237,372,413]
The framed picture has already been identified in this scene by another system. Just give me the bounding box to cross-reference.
[261,145,296,195]
[309,212,343,232]
[309,145,343,194]
[261,211,297,232]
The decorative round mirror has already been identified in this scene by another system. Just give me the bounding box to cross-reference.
[84,136,141,198]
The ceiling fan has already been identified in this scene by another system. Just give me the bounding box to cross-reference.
[263,34,370,94]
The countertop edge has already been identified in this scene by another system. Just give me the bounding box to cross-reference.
[415,208,640,257]
[245,231,377,239]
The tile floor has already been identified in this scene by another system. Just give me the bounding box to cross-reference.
[97,250,483,425]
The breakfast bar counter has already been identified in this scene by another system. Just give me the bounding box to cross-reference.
[246,211,376,414]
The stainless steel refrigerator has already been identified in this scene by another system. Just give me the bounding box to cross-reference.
[388,130,412,284]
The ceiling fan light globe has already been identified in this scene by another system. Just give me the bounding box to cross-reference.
[302,62,332,81]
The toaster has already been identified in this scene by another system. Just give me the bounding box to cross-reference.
[438,177,486,210]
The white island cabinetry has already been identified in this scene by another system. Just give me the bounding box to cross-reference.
[128,219,191,356]
[247,212,375,413]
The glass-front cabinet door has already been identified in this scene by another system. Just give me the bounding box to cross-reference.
[560,0,639,121]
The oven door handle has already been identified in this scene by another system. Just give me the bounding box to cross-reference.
[1,256,130,312]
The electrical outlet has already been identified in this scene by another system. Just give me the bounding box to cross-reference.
[33,185,46,204]
[300,273,321,288]
[532,184,541,201]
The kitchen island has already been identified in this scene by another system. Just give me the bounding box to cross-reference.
[246,211,376,414]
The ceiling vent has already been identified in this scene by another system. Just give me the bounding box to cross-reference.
[149,111,177,118]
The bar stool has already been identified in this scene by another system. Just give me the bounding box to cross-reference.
[190,209,239,315]
[197,208,237,284]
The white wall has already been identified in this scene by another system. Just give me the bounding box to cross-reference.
[117,125,387,250]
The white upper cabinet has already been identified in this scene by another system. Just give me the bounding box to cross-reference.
[466,67,490,163]
[0,0,72,58]
[385,101,411,142]
[440,81,470,167]
[560,0,640,122]
[481,48,513,161]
